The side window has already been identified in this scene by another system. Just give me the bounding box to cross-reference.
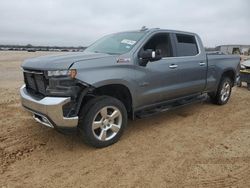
[175,34,198,56]
[143,33,173,57]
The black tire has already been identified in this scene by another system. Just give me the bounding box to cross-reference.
[237,81,242,87]
[78,96,127,148]
[209,77,232,105]
[247,83,250,91]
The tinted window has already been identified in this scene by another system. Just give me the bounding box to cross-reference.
[143,33,173,57]
[176,34,198,56]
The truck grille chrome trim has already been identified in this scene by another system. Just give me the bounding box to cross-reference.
[23,69,48,96]
[23,70,44,74]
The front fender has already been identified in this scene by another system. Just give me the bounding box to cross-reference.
[73,64,138,106]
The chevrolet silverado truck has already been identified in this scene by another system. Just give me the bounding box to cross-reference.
[20,28,240,148]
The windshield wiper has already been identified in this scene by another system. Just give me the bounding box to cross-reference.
[107,52,121,55]
[94,51,120,55]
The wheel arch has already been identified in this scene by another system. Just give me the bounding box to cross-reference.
[93,84,134,119]
[209,68,236,97]
[221,69,236,84]
[78,82,135,119]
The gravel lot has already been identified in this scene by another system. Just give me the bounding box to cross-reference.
[0,51,250,188]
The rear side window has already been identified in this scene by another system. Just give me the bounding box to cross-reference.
[175,34,198,56]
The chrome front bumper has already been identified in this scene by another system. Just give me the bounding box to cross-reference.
[20,85,78,128]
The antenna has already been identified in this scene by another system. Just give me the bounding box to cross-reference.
[140,26,148,31]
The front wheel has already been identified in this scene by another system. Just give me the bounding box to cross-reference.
[209,77,232,105]
[78,96,127,148]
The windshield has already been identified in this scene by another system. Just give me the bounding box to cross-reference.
[85,32,145,55]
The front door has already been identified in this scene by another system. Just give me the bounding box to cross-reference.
[134,32,180,107]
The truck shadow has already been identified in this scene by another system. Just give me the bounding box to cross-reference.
[29,98,213,151]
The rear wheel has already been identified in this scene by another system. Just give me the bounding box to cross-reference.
[209,77,232,105]
[247,83,250,91]
[78,96,127,148]
[237,80,242,87]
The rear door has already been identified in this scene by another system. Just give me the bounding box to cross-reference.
[170,33,207,95]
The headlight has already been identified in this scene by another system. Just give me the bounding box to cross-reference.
[47,69,77,78]
[240,64,246,69]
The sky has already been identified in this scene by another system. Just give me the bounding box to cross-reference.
[0,0,249,47]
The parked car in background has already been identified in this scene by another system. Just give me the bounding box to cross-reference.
[239,59,250,90]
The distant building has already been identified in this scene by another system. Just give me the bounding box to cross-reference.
[215,45,250,55]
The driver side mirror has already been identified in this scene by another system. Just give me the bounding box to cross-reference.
[139,49,162,66]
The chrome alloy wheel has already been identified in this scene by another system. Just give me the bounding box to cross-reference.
[220,82,231,102]
[92,106,122,141]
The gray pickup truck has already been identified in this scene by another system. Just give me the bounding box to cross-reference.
[20,28,240,148]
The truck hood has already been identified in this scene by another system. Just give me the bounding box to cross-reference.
[21,52,118,70]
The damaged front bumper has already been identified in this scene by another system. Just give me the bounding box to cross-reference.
[20,85,78,128]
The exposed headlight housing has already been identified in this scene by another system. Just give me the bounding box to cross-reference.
[47,69,77,78]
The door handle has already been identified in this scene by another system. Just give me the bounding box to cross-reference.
[199,62,206,66]
[139,82,149,87]
[169,64,178,69]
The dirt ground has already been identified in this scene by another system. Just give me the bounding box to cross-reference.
[0,51,250,188]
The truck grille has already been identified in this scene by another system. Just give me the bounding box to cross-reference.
[23,70,48,96]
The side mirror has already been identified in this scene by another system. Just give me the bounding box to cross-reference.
[139,49,162,66]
